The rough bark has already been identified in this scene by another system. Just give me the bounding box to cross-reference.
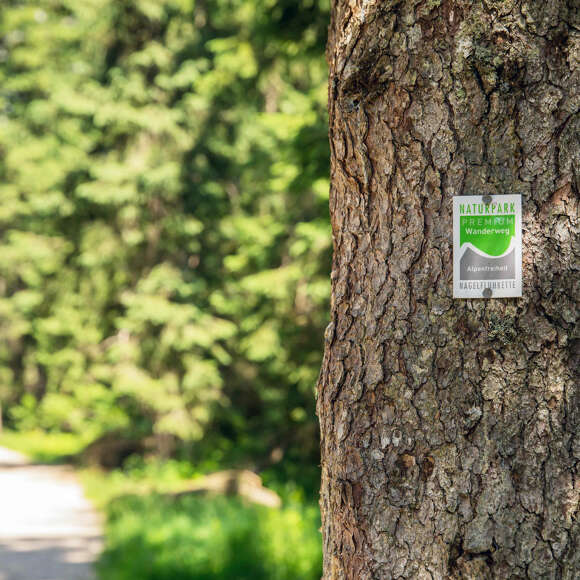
[317,1,579,578]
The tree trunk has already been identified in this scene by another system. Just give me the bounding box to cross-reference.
[317,1,578,578]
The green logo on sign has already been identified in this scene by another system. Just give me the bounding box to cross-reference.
[460,215,515,256]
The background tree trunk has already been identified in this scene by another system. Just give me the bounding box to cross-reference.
[317,1,578,578]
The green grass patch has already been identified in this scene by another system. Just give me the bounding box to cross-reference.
[0,429,87,463]
[97,493,322,580]
[82,463,322,580]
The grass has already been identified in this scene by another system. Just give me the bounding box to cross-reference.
[83,461,323,580]
[0,429,87,463]
[95,491,322,580]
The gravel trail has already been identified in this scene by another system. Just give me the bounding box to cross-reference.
[0,447,102,580]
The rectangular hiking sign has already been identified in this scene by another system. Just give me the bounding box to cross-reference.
[453,195,522,299]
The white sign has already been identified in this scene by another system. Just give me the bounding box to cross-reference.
[453,195,522,299]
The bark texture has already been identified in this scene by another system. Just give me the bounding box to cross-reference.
[317,1,579,578]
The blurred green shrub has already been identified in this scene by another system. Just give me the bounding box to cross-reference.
[97,494,322,580]
[79,461,322,580]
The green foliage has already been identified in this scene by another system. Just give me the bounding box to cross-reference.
[99,494,322,580]
[0,0,330,482]
[0,429,87,463]
[81,463,322,580]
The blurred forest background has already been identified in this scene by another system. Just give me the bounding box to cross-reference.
[0,1,330,578]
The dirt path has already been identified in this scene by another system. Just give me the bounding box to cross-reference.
[0,447,103,580]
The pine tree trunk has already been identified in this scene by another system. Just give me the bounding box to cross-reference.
[317,1,579,578]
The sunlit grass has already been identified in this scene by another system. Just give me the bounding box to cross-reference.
[0,429,87,463]
[97,493,322,580]
[83,465,323,580]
